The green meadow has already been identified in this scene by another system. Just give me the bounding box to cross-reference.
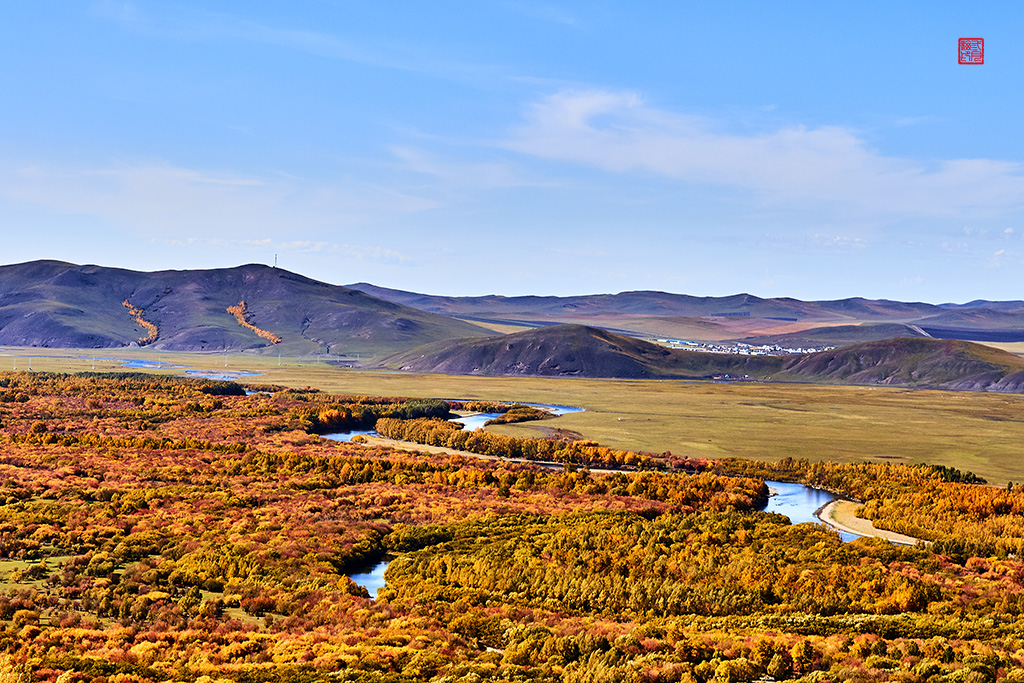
[6,347,1024,484]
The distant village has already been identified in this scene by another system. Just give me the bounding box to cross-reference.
[656,339,835,356]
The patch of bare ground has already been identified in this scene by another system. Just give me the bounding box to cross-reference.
[819,500,925,546]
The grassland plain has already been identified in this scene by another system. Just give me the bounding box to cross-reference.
[6,347,1024,484]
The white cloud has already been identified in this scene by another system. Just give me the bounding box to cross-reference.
[331,244,411,264]
[389,146,550,190]
[811,234,866,250]
[93,2,498,85]
[152,237,411,264]
[986,247,1021,270]
[0,160,438,238]
[502,90,1024,219]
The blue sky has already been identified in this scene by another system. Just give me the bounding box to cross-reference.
[1,2,1021,302]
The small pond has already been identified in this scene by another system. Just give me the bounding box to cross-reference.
[321,430,377,443]
[348,560,389,597]
[452,402,583,430]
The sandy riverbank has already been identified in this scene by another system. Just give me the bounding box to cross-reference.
[818,500,924,546]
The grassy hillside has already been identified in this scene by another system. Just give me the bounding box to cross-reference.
[382,324,777,378]
[383,324,1024,392]
[774,337,1024,391]
[0,261,493,357]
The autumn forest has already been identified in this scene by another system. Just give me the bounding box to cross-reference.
[0,372,1023,682]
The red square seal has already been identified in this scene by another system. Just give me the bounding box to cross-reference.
[959,38,984,64]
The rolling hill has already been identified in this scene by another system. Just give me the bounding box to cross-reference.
[3,259,1022,373]
[348,283,1024,345]
[382,324,772,379]
[0,261,493,356]
[774,337,1024,392]
[382,324,1024,392]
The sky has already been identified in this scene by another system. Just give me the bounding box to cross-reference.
[1,2,1022,303]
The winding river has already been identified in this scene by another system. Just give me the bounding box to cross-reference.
[763,480,859,542]
[348,482,858,596]
[322,402,584,443]
[338,404,866,595]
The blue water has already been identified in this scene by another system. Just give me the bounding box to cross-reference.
[525,403,584,416]
[349,560,389,597]
[322,430,377,443]
[71,355,262,381]
[74,356,184,370]
[182,369,261,381]
[121,359,181,369]
[324,401,585,441]
[452,402,584,431]
[346,481,859,598]
[764,480,859,542]
[452,412,505,430]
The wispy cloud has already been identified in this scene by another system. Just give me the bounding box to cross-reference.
[92,1,500,83]
[0,160,438,238]
[500,1,584,28]
[90,0,144,26]
[502,90,1024,219]
[810,233,867,250]
[159,237,325,252]
[389,146,551,190]
[153,237,411,264]
[989,249,1011,269]
[330,244,411,264]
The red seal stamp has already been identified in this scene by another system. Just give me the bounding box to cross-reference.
[959,38,984,64]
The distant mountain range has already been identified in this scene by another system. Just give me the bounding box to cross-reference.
[0,261,490,356]
[347,283,1024,345]
[1,261,1023,394]
[382,324,1024,393]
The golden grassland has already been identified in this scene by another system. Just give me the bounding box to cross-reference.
[985,341,1024,356]
[451,318,535,334]
[5,346,1024,484]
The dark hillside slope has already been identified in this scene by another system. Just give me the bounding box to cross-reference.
[383,324,777,378]
[0,261,492,355]
[0,261,149,348]
[384,326,1024,392]
[776,338,1024,392]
